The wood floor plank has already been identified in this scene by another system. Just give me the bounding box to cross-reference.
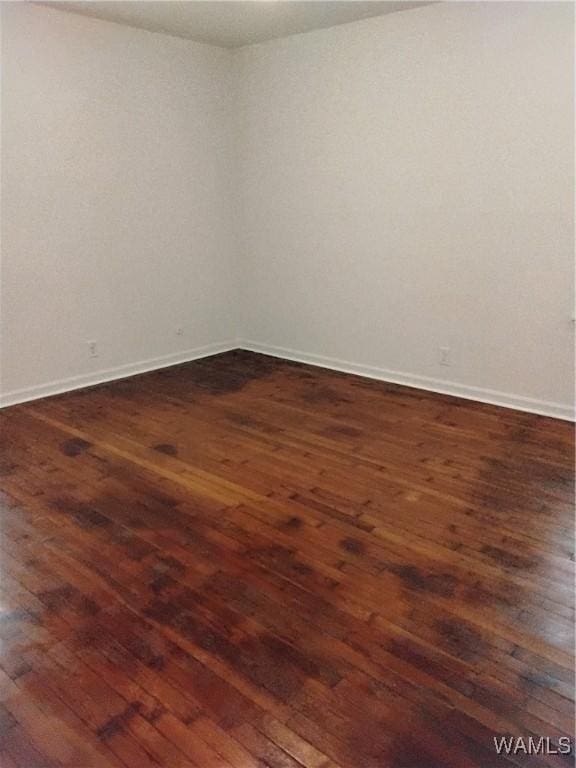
[0,350,573,767]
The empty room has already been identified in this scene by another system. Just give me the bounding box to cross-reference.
[0,1,574,766]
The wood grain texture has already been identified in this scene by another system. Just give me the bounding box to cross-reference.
[0,350,573,768]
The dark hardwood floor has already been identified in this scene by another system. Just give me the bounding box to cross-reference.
[0,350,573,768]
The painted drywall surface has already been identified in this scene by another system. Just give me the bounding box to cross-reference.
[2,2,573,416]
[1,3,236,397]
[235,2,575,412]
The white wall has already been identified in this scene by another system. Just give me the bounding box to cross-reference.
[1,2,573,418]
[235,2,575,418]
[1,3,236,402]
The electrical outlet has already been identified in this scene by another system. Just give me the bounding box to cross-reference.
[87,340,98,358]
[176,327,184,336]
[439,346,451,366]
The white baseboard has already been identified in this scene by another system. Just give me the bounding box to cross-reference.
[0,340,236,408]
[2,337,573,421]
[238,339,575,422]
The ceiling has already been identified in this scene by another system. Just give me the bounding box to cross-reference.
[40,1,432,49]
